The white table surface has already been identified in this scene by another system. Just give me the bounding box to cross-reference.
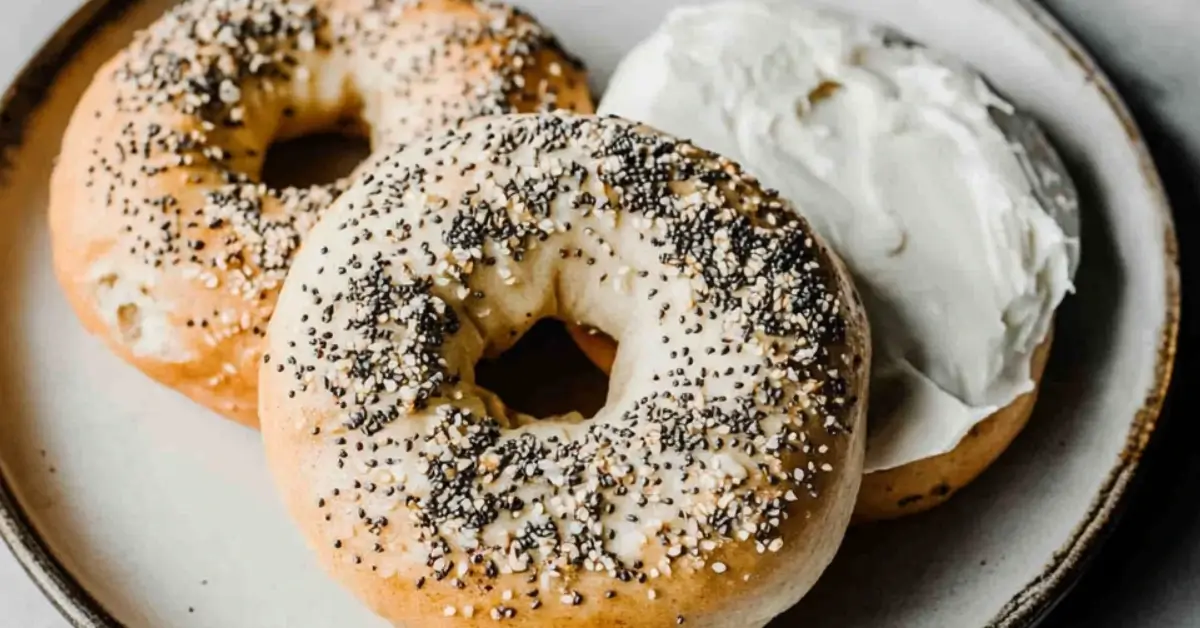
[0,0,1195,626]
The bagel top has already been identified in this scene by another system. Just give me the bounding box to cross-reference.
[260,113,870,627]
[48,0,592,426]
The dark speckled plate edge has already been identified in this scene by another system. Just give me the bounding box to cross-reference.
[0,3,131,624]
[985,2,1182,627]
[0,1,1179,627]
[0,0,133,621]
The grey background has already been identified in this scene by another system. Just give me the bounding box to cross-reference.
[0,0,1194,626]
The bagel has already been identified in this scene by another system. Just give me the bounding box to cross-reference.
[569,327,1052,522]
[49,0,592,426]
[260,113,870,627]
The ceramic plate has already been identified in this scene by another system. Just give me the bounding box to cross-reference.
[0,0,1179,626]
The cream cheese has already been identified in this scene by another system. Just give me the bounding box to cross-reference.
[599,0,1078,471]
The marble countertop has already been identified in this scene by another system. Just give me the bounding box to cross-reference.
[0,0,1195,626]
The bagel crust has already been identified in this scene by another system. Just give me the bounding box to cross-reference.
[851,334,1053,522]
[261,114,870,626]
[49,0,592,426]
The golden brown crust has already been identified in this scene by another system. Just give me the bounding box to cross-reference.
[49,0,593,427]
[261,114,870,627]
[568,324,619,375]
[568,326,1052,524]
[263,375,865,628]
[852,333,1052,522]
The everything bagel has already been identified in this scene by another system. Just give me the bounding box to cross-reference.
[260,113,870,627]
[49,0,591,426]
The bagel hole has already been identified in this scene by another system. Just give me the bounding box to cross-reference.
[475,319,608,420]
[261,132,370,189]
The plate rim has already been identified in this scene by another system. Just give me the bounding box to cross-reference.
[0,0,1180,627]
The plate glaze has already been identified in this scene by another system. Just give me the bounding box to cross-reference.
[0,0,1178,626]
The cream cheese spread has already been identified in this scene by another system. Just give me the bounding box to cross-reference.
[599,0,1079,471]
